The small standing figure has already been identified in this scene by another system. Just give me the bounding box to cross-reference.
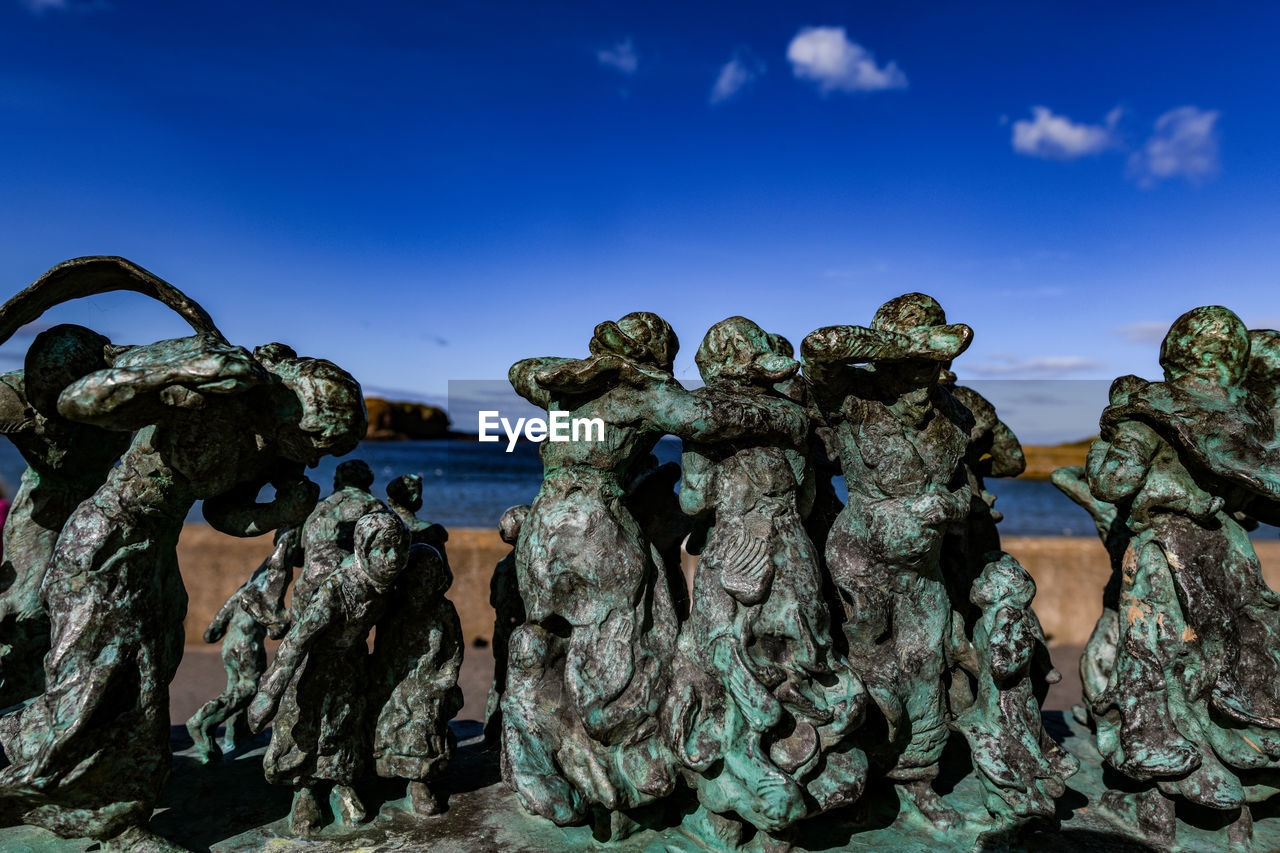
[370,540,464,817]
[953,554,1078,827]
[486,504,529,742]
[386,473,450,559]
[186,526,301,763]
[249,510,410,836]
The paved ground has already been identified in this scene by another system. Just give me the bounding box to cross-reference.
[170,641,1088,727]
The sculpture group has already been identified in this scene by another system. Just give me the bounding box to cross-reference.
[499,300,1076,848]
[0,255,1276,851]
[0,258,461,848]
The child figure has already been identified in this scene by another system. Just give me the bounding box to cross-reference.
[249,511,410,835]
[485,504,529,742]
[186,526,300,762]
[370,541,464,816]
[953,553,1078,826]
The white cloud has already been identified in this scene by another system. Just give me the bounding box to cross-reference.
[18,0,109,13]
[1011,106,1120,160]
[1127,106,1220,187]
[786,26,907,94]
[597,38,638,75]
[709,49,764,105]
[963,354,1105,378]
[1115,321,1170,344]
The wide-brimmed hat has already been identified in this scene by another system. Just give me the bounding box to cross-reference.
[803,292,972,365]
[869,293,973,362]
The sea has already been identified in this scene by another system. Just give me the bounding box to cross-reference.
[0,438,1275,540]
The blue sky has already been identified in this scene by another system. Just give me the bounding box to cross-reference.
[0,1,1276,438]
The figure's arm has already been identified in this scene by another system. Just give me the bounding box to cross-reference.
[509,357,573,409]
[647,382,807,446]
[986,418,1026,478]
[239,529,299,638]
[677,448,713,520]
[203,584,245,643]
[247,582,336,731]
[1051,464,1118,532]
[57,335,267,430]
[203,474,320,538]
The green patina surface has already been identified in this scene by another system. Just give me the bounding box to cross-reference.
[4,716,1275,852]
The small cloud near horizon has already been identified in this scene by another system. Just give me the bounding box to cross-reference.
[597,38,639,75]
[709,48,765,105]
[1128,106,1220,188]
[961,353,1105,378]
[1115,321,1170,344]
[1011,106,1121,160]
[786,26,907,94]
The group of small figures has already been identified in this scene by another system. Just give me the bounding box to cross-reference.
[185,460,463,833]
[497,298,1280,850]
[0,257,464,847]
[0,256,1275,852]
[492,300,1076,851]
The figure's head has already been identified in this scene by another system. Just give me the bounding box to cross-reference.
[407,542,451,598]
[970,553,1036,609]
[353,510,409,588]
[1159,306,1248,388]
[498,504,531,546]
[334,459,374,492]
[386,473,423,512]
[25,324,112,416]
[256,345,367,466]
[589,311,678,371]
[1247,329,1280,398]
[509,623,552,671]
[696,316,798,386]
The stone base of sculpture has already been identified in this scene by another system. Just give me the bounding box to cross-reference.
[3,715,1277,851]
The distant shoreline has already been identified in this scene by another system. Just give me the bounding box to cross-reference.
[1022,440,1091,480]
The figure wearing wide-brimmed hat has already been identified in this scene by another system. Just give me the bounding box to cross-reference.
[802,293,976,830]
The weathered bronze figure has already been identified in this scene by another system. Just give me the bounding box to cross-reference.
[1066,307,1280,846]
[186,526,301,763]
[665,317,866,848]
[250,510,408,835]
[0,258,365,844]
[371,539,464,817]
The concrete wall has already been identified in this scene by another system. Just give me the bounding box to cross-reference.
[177,525,1280,648]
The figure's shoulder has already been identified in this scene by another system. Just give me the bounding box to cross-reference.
[933,384,977,434]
